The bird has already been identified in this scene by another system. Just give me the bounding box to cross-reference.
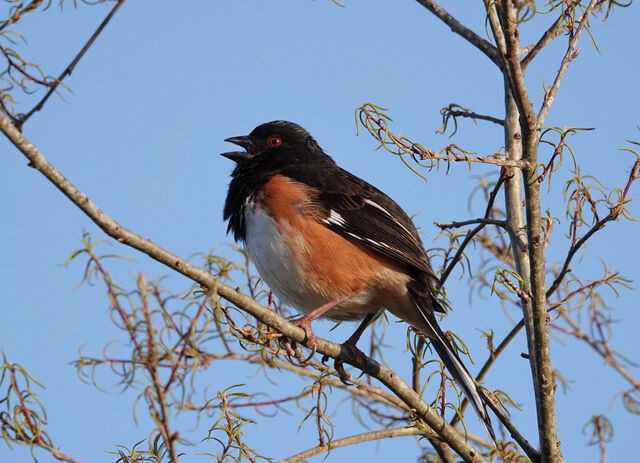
[221,120,495,442]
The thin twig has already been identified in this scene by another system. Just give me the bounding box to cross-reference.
[362,107,526,169]
[228,390,314,409]
[554,312,640,390]
[547,154,640,298]
[438,169,508,287]
[436,218,506,230]
[315,382,325,445]
[280,427,423,463]
[2,367,85,463]
[17,0,126,128]
[163,286,216,395]
[0,43,51,87]
[0,0,43,32]
[537,0,598,125]
[521,13,567,70]
[481,389,540,463]
[139,276,179,463]
[415,0,502,68]
[446,108,505,126]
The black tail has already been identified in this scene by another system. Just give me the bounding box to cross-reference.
[420,310,497,445]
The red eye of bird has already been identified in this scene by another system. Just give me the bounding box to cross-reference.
[268,136,282,147]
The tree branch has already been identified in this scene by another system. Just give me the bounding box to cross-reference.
[438,169,507,287]
[521,13,566,70]
[16,0,126,129]
[0,0,43,33]
[280,425,491,463]
[553,313,640,390]
[445,108,505,127]
[280,427,424,463]
[537,0,598,125]
[415,0,502,68]
[435,218,506,230]
[360,104,527,169]
[482,389,540,463]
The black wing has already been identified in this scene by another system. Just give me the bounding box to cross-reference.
[284,164,439,283]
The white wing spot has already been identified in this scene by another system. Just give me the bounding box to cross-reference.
[323,209,346,227]
[366,238,392,249]
[343,231,392,251]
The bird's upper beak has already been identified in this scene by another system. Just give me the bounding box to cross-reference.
[221,135,254,163]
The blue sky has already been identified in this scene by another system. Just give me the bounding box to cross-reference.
[1,1,639,462]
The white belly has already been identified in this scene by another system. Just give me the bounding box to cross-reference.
[244,203,321,311]
[243,203,379,318]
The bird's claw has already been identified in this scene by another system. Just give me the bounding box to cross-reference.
[334,359,353,385]
[278,317,318,365]
[321,341,368,385]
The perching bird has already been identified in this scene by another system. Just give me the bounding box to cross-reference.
[221,120,495,442]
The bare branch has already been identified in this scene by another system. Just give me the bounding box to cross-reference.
[415,0,502,68]
[478,321,525,385]
[482,389,540,463]
[16,0,126,129]
[546,154,640,299]
[537,0,598,125]
[0,0,43,32]
[554,313,640,390]
[436,218,506,230]
[521,13,566,70]
[439,169,508,287]
[483,0,508,65]
[358,104,527,172]
[499,2,538,134]
[449,109,504,126]
[280,427,421,463]
[280,426,489,463]
[34,441,85,463]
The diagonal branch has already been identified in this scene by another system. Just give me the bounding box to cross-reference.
[438,169,508,287]
[0,0,43,33]
[553,313,640,390]
[0,112,490,463]
[415,0,502,68]
[546,153,640,299]
[521,13,566,70]
[537,0,598,125]
[280,427,432,463]
[16,0,126,129]
[451,319,525,429]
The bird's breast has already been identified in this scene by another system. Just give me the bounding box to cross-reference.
[243,199,327,312]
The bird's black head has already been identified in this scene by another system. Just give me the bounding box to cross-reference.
[220,120,329,165]
[221,121,336,241]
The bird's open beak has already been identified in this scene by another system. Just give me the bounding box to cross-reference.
[221,135,254,163]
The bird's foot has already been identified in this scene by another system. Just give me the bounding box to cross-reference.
[322,339,367,385]
[278,315,318,364]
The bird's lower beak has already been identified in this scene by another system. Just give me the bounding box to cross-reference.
[221,135,254,163]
